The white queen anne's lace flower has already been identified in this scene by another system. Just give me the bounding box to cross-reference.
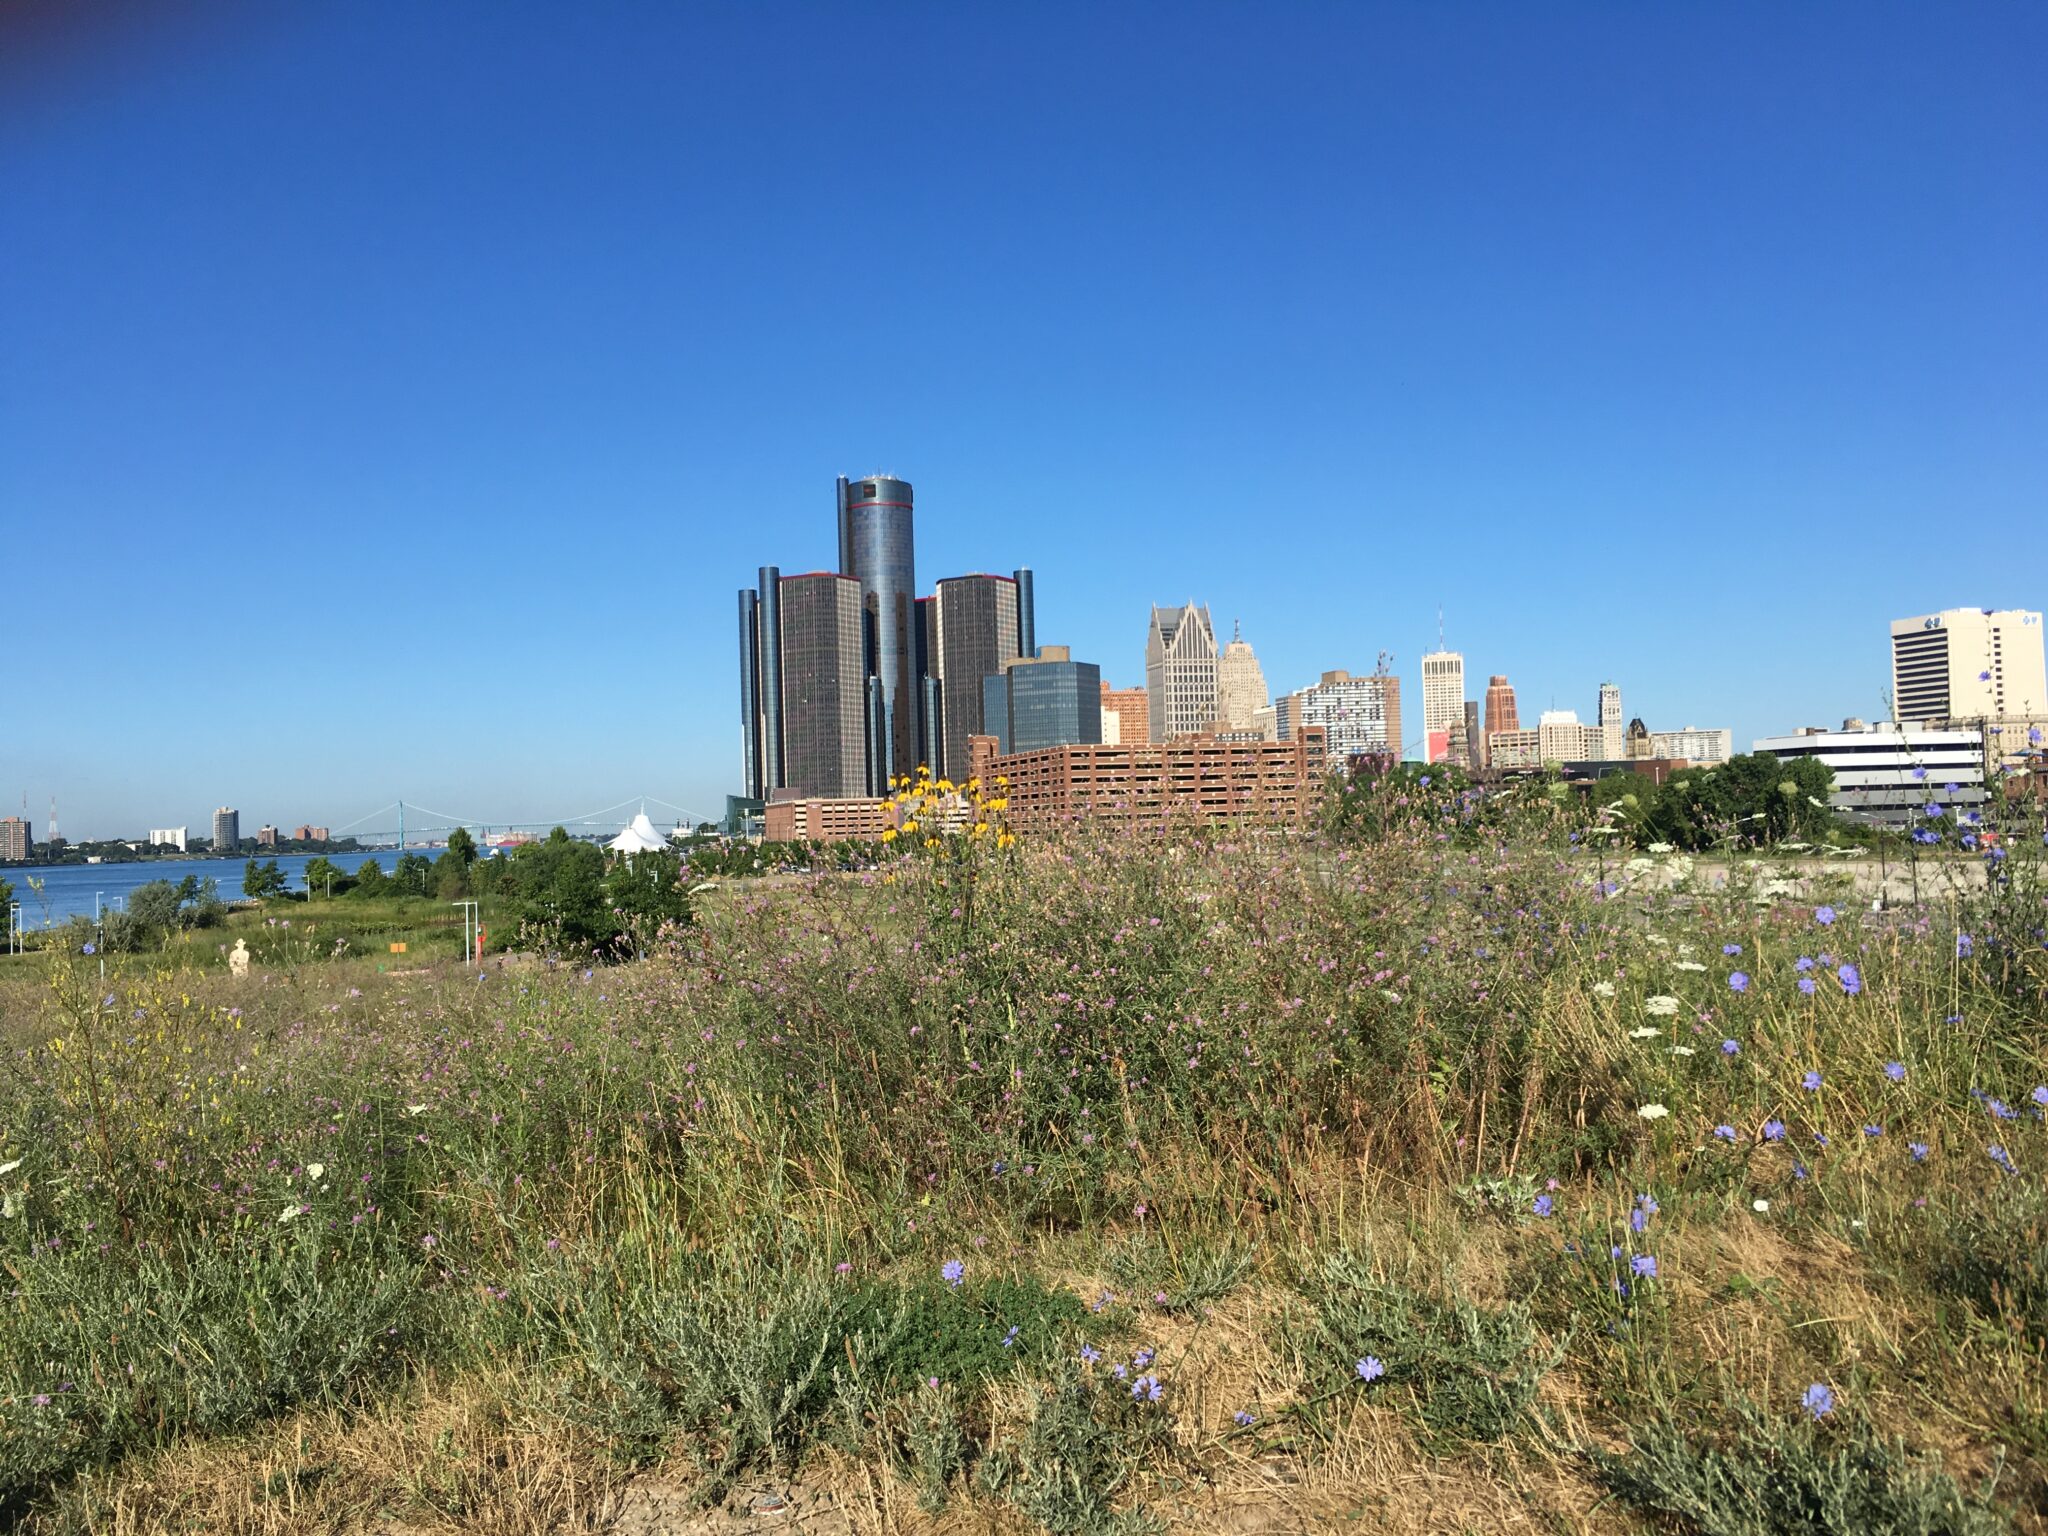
[1638,1104,1670,1120]
[1644,996,1681,1016]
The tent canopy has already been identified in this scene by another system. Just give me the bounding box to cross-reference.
[607,811,671,854]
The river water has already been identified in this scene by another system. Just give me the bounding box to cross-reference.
[3,851,413,928]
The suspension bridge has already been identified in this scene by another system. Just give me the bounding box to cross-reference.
[320,795,720,850]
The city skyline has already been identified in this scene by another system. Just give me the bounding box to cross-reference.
[6,6,2044,837]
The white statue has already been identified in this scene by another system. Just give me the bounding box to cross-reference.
[229,938,251,979]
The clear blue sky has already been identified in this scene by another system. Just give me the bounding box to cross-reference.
[5,2,2043,839]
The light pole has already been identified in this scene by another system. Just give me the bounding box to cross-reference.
[451,899,480,965]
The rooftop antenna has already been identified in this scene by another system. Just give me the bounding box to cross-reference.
[1437,606,1446,651]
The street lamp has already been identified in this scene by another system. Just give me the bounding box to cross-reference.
[451,900,481,965]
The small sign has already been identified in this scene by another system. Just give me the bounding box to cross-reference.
[389,942,408,954]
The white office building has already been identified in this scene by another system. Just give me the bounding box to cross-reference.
[1421,650,1465,762]
[1649,727,1734,765]
[1752,721,1988,829]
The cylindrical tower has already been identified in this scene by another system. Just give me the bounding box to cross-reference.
[737,587,762,800]
[1014,567,1036,659]
[837,475,917,781]
[756,566,784,793]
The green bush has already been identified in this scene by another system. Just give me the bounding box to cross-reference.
[1594,1401,2008,1536]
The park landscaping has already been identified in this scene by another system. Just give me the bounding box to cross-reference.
[0,776,2043,1533]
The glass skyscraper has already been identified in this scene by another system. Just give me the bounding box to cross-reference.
[838,476,918,784]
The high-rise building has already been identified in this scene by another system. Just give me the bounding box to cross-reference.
[1100,683,1149,748]
[1277,671,1401,765]
[0,816,30,862]
[1483,675,1520,741]
[256,825,278,848]
[1463,701,1484,769]
[1891,609,2047,724]
[931,574,1024,782]
[1216,622,1270,730]
[212,807,239,851]
[737,565,786,803]
[837,476,922,782]
[291,824,331,842]
[1537,710,1607,763]
[149,827,187,852]
[1648,726,1733,765]
[1420,650,1465,763]
[982,645,1103,758]
[776,572,868,799]
[1145,604,1219,742]
[1595,682,1625,758]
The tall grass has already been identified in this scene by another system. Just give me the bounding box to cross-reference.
[0,781,2043,1531]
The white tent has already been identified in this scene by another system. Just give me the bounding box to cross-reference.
[607,811,671,855]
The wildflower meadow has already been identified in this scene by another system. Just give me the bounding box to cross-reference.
[1,774,2044,1533]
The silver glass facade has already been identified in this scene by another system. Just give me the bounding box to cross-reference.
[1014,568,1036,660]
[1005,658,1102,754]
[838,476,918,782]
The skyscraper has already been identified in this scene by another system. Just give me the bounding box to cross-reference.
[1597,682,1625,758]
[933,574,1024,782]
[1100,683,1149,747]
[1420,650,1465,763]
[1464,700,1484,769]
[213,807,240,851]
[838,476,919,782]
[1215,621,1270,730]
[1146,604,1219,742]
[1890,609,2047,724]
[777,573,868,798]
[736,565,785,803]
[1483,675,1520,742]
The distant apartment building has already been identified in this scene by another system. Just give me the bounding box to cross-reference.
[933,574,1026,782]
[256,825,278,848]
[1421,651,1465,763]
[1215,622,1270,730]
[1100,683,1149,747]
[148,827,188,852]
[0,816,30,862]
[1891,609,2046,724]
[212,807,240,851]
[291,824,330,842]
[981,646,1102,757]
[1649,726,1734,765]
[1278,670,1401,765]
[1754,721,1988,828]
[1146,604,1220,741]
[969,727,1328,832]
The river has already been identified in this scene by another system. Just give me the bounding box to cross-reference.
[2,850,415,928]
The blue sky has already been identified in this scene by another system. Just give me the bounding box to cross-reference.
[4,2,2043,839]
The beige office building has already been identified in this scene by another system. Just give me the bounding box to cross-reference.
[1145,603,1220,741]
[1421,650,1465,762]
[1215,622,1270,730]
[1890,609,2046,725]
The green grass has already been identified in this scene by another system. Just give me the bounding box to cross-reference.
[1,788,2044,1532]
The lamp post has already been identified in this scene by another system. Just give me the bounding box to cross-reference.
[451,900,481,965]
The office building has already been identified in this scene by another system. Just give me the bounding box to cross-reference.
[837,476,919,781]
[1754,721,1988,829]
[932,574,1024,782]
[1146,603,1220,741]
[1216,623,1270,730]
[969,727,1328,832]
[148,827,188,852]
[0,816,30,862]
[1464,701,1484,769]
[1278,670,1401,765]
[776,572,869,799]
[737,565,783,803]
[1100,683,1149,747]
[1421,650,1465,763]
[1597,682,1625,758]
[256,825,278,848]
[1483,675,1520,741]
[982,646,1102,758]
[1537,710,1607,763]
[1891,609,2046,724]
[1649,727,1734,765]
[212,807,240,851]
[1489,729,1542,770]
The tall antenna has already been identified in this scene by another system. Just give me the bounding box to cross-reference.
[48,795,57,844]
[1437,606,1446,651]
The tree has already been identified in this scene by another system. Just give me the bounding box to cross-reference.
[392,852,434,897]
[242,858,288,901]
[500,828,609,947]
[301,856,352,899]
[349,859,391,898]
[445,827,478,867]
